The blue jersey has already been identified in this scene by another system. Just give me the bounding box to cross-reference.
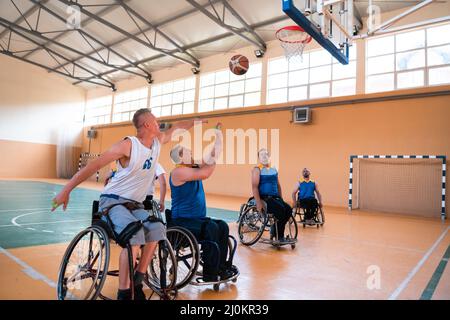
[257,165,279,197]
[298,179,316,200]
[169,174,206,219]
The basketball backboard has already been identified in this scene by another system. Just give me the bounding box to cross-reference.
[282,0,358,64]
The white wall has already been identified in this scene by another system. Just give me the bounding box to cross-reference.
[0,54,86,146]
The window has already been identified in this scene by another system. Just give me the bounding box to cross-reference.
[366,23,450,93]
[150,77,196,117]
[112,88,148,123]
[84,95,112,126]
[267,46,357,104]
[199,63,262,112]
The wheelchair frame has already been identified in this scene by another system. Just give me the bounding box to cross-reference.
[57,199,177,300]
[293,200,325,228]
[164,211,240,292]
[237,198,298,249]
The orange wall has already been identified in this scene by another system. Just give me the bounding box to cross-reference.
[0,55,85,179]
[82,87,450,212]
[0,140,56,178]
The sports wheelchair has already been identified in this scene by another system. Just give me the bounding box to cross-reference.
[57,199,177,300]
[164,210,240,292]
[293,199,325,228]
[237,197,298,249]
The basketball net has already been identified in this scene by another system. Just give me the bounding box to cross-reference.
[276,26,312,62]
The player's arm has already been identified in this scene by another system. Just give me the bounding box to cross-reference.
[291,183,299,208]
[158,119,208,144]
[157,173,167,211]
[172,164,216,184]
[251,168,264,212]
[277,179,283,199]
[200,122,223,167]
[315,183,323,207]
[52,139,131,211]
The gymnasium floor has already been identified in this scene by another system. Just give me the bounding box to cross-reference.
[0,178,448,300]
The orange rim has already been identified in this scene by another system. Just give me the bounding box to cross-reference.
[276,25,312,44]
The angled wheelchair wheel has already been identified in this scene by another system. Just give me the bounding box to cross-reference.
[145,239,178,295]
[294,206,305,223]
[237,206,267,246]
[286,214,298,240]
[57,225,110,300]
[317,207,325,226]
[166,226,200,289]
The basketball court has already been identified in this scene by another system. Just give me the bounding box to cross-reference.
[0,0,449,301]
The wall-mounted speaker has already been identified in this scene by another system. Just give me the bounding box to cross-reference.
[87,128,97,139]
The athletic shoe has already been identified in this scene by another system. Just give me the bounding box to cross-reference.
[133,284,146,300]
[117,288,131,300]
[219,268,235,281]
[203,274,219,282]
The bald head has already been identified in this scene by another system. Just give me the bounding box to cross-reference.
[132,108,160,136]
[133,108,152,128]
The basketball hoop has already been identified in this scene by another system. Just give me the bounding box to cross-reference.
[276,26,312,62]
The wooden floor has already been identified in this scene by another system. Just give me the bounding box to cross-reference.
[0,178,449,300]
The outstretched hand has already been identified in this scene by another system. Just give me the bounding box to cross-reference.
[51,191,70,212]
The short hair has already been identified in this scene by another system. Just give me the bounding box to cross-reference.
[132,108,152,129]
[170,145,183,164]
[258,148,269,157]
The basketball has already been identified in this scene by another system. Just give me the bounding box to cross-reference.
[229,54,249,75]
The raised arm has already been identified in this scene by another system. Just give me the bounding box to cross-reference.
[251,168,264,213]
[171,165,216,186]
[51,139,131,211]
[315,183,323,207]
[158,119,208,144]
[172,123,222,185]
[201,123,223,166]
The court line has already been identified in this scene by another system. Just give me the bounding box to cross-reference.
[0,206,89,213]
[388,226,449,300]
[0,245,56,288]
[0,218,91,228]
[420,243,450,300]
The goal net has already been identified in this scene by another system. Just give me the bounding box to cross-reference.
[78,153,106,182]
[350,156,445,218]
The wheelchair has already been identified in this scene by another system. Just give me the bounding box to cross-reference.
[293,199,325,228]
[164,210,240,292]
[57,199,178,300]
[237,197,298,249]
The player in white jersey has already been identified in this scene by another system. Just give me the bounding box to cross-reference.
[143,163,167,213]
[52,108,203,300]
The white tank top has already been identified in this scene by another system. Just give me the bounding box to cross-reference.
[102,136,161,202]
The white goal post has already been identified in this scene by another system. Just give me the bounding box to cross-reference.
[348,155,446,219]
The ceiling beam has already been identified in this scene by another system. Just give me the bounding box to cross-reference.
[0,16,147,79]
[52,0,221,75]
[0,24,115,89]
[0,0,49,39]
[57,0,199,67]
[21,0,132,59]
[29,0,151,81]
[185,0,266,52]
[73,15,288,85]
[114,0,199,66]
